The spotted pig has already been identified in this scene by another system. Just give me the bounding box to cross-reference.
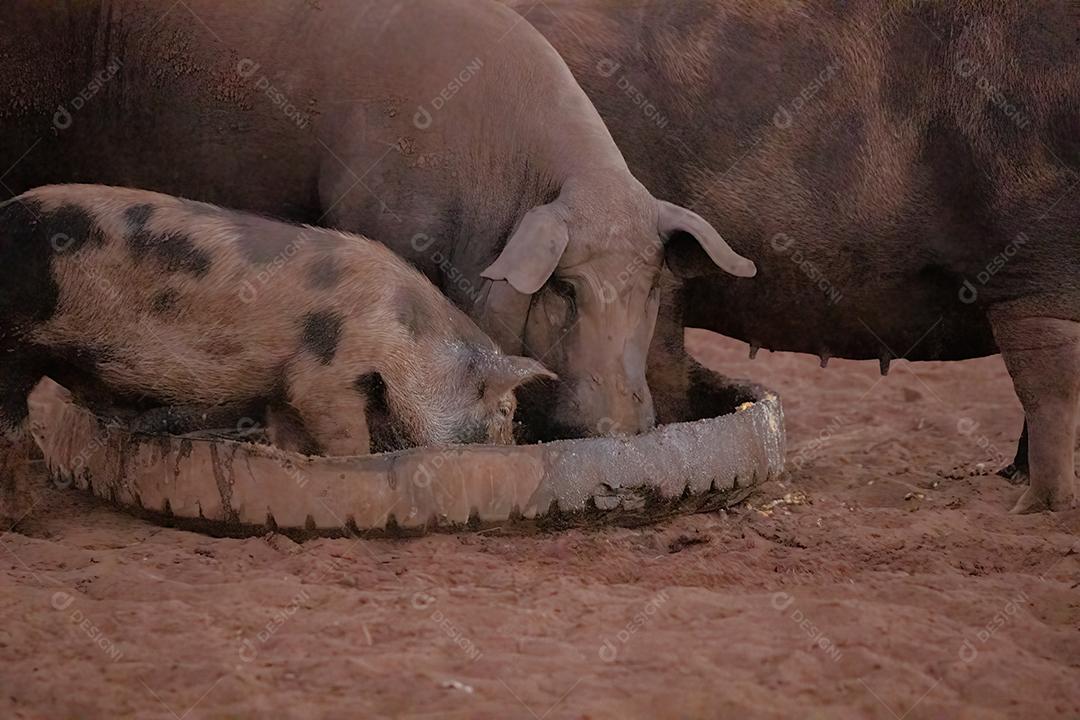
[0,184,554,457]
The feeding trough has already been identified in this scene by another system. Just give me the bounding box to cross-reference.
[27,362,785,537]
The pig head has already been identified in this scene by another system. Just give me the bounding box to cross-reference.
[478,176,755,439]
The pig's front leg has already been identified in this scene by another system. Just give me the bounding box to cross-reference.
[264,404,320,456]
[0,428,40,523]
[990,309,1080,513]
[286,363,372,457]
[998,420,1029,485]
[646,270,692,424]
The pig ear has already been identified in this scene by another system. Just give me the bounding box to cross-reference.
[481,203,571,294]
[484,355,557,398]
[657,200,757,278]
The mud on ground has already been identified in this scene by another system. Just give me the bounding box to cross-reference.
[1,331,1078,719]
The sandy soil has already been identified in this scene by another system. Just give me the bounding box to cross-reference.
[1,330,1078,719]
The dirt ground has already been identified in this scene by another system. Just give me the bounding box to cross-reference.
[1,330,1078,719]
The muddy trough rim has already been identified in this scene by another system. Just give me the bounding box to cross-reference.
[27,370,785,539]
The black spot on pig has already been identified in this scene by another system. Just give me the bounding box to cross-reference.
[129,230,212,278]
[150,289,181,315]
[300,310,343,365]
[306,253,342,289]
[154,232,212,277]
[125,206,212,278]
[46,204,105,254]
[125,204,154,232]
[0,198,58,339]
[124,205,156,255]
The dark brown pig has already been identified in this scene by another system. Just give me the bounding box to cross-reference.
[505,0,1080,512]
[0,185,553,456]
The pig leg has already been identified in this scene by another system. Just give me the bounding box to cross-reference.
[264,404,320,456]
[0,358,44,519]
[0,356,43,457]
[0,430,41,525]
[285,365,372,456]
[646,270,691,424]
[998,420,1029,484]
[990,311,1080,513]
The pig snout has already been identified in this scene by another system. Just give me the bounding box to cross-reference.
[556,369,656,438]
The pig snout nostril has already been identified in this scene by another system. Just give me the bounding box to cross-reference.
[590,374,603,386]
[632,392,643,404]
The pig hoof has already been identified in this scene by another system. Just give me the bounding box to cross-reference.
[1009,486,1075,514]
[997,463,1029,486]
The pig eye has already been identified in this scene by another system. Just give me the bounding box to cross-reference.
[543,277,577,326]
[550,278,577,302]
[498,399,513,418]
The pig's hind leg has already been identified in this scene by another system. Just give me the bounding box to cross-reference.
[0,354,44,445]
[990,311,1080,513]
[0,355,46,520]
